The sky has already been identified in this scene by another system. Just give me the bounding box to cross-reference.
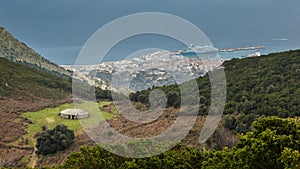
[1,0,300,64]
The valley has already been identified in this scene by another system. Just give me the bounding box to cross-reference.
[0,25,299,168]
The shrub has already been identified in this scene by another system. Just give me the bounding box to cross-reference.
[36,124,75,155]
[224,116,237,130]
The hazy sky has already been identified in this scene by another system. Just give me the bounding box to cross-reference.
[1,0,300,64]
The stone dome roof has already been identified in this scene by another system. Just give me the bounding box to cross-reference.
[60,109,88,116]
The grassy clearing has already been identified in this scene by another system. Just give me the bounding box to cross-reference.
[77,101,116,129]
[21,101,115,146]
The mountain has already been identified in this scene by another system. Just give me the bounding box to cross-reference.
[0,27,70,77]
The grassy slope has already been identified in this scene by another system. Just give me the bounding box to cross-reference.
[19,101,117,168]
[21,101,116,146]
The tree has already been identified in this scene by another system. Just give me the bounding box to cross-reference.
[203,117,300,169]
[61,142,204,169]
[36,124,75,155]
[224,116,237,130]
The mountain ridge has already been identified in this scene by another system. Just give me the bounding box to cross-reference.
[0,26,70,78]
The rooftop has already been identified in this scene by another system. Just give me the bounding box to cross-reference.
[60,109,88,116]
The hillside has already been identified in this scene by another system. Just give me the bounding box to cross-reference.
[0,27,70,77]
[131,50,300,117]
[1,48,299,167]
[45,50,300,168]
[36,49,300,168]
[53,117,300,169]
[0,57,72,167]
[128,50,300,148]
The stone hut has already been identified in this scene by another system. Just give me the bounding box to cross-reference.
[59,109,89,119]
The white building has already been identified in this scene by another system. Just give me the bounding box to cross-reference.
[59,109,89,119]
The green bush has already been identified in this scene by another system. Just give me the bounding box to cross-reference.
[36,124,75,155]
[224,116,237,130]
[203,117,300,169]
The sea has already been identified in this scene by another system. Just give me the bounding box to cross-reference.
[97,34,300,63]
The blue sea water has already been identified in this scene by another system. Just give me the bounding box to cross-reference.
[96,33,300,64]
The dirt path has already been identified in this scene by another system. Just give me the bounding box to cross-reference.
[28,138,37,168]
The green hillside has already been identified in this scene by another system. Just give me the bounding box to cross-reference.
[132,50,300,115]
[0,55,113,167]
[56,117,300,169]
[130,50,300,133]
[53,50,300,169]
[0,57,72,167]
[0,57,71,100]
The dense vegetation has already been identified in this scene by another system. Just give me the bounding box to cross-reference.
[130,50,300,133]
[0,56,111,102]
[0,57,72,100]
[52,117,299,169]
[202,117,300,169]
[36,124,75,155]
